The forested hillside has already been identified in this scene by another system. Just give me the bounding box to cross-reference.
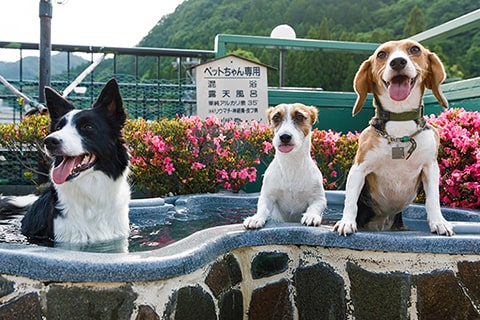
[110,0,479,90]
[0,53,87,80]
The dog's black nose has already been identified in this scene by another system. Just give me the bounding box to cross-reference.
[279,134,292,144]
[44,136,61,150]
[390,57,407,71]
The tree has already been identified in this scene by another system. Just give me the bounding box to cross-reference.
[403,6,426,38]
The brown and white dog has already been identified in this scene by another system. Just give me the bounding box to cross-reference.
[243,103,327,229]
[333,39,454,236]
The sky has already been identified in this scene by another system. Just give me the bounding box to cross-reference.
[0,0,184,62]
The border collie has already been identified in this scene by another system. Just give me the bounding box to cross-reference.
[243,103,327,229]
[0,78,131,244]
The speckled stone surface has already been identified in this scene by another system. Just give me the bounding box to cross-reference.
[0,293,41,320]
[0,276,14,298]
[136,305,160,320]
[0,191,479,282]
[348,262,412,319]
[416,270,479,320]
[163,285,216,320]
[295,262,346,319]
[251,251,289,279]
[46,284,137,320]
[205,253,242,298]
[249,279,293,320]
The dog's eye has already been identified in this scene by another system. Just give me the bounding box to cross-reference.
[81,123,95,131]
[272,113,282,123]
[294,112,306,122]
[408,46,421,56]
[377,51,388,60]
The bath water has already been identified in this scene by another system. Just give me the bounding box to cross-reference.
[0,204,341,252]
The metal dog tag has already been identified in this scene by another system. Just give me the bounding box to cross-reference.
[391,146,405,159]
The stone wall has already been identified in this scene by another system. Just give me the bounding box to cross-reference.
[0,244,479,319]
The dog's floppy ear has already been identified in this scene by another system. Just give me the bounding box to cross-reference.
[307,105,318,125]
[44,87,75,122]
[266,106,273,125]
[426,52,448,109]
[93,78,127,124]
[352,58,373,116]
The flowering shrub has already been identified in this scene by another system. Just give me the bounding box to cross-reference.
[310,129,359,190]
[0,114,50,184]
[427,108,480,208]
[124,115,273,196]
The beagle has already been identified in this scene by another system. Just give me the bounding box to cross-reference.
[333,39,454,236]
[243,103,327,229]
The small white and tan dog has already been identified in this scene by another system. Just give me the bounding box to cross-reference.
[243,103,327,229]
[333,39,453,236]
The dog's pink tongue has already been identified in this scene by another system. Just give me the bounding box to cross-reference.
[52,157,78,185]
[389,76,411,101]
[278,145,294,153]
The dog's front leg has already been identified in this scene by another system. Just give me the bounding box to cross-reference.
[422,162,454,236]
[301,192,327,226]
[333,164,366,235]
[243,194,273,229]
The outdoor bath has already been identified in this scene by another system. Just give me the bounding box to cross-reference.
[0,191,479,319]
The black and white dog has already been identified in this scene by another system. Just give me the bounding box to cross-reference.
[0,79,131,244]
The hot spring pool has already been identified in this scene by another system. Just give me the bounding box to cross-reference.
[0,191,479,319]
[1,191,479,253]
[0,192,341,252]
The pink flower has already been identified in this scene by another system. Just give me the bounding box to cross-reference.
[188,135,198,145]
[238,168,249,180]
[163,157,175,175]
[192,162,206,170]
[151,136,167,152]
[216,148,228,157]
[165,163,175,175]
[263,141,272,154]
[248,168,257,182]
[217,169,229,180]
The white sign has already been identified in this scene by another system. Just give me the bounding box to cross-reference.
[195,55,268,123]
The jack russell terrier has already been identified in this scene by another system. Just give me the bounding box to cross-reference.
[243,103,327,229]
[333,39,454,236]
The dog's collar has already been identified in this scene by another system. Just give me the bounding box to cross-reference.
[375,104,424,122]
[373,123,427,160]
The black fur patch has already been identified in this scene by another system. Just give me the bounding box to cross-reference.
[20,184,59,245]
[356,183,405,230]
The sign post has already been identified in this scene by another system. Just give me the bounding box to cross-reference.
[195,55,269,123]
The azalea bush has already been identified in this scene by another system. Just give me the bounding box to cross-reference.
[427,108,480,208]
[310,129,359,190]
[0,114,50,184]
[124,115,273,196]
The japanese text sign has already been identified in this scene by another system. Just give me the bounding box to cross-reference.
[195,55,268,123]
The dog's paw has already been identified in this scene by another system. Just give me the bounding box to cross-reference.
[243,215,266,229]
[333,219,357,236]
[301,213,322,227]
[429,219,454,236]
